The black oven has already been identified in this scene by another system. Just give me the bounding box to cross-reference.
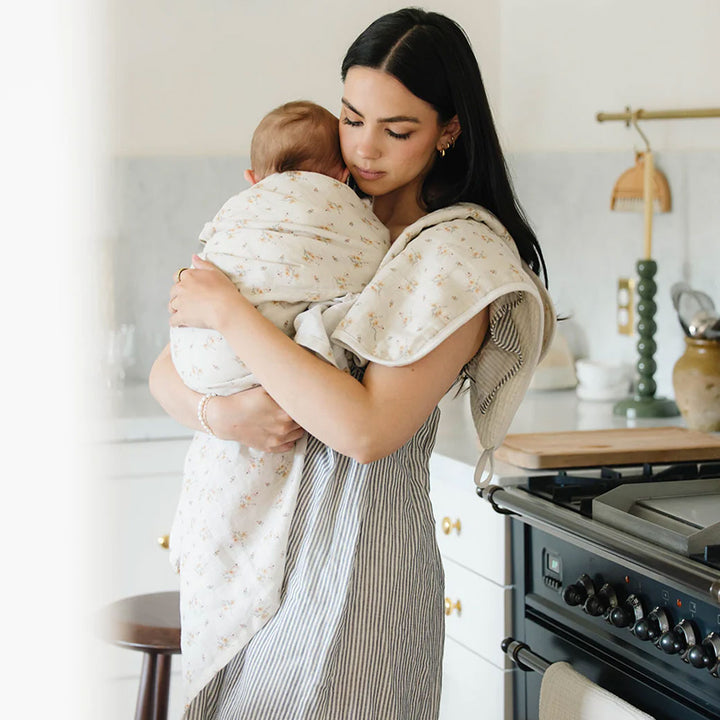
[481,464,720,720]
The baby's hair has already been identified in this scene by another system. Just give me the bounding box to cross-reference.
[251,101,344,181]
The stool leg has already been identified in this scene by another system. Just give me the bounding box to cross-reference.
[153,654,173,720]
[135,652,157,720]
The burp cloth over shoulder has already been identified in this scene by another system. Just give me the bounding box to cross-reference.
[330,203,556,485]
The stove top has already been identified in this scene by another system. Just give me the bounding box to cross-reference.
[521,462,720,570]
[525,461,720,515]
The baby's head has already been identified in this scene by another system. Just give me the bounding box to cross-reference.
[245,101,349,185]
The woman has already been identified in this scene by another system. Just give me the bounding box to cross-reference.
[151,8,554,719]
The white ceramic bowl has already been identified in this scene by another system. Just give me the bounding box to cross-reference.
[575,359,631,390]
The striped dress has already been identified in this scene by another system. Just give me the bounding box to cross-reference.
[181,203,554,718]
[184,405,445,720]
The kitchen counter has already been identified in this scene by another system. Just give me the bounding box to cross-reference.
[105,381,688,472]
[434,387,685,472]
[101,382,195,442]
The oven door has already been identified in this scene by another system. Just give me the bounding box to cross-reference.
[518,612,718,720]
[510,519,720,720]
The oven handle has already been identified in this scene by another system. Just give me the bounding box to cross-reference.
[480,484,720,608]
[502,637,550,675]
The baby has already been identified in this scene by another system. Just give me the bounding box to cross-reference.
[171,100,389,391]
[168,101,390,706]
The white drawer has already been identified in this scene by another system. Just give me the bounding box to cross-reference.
[443,558,512,668]
[430,453,511,585]
[93,469,182,602]
[90,439,187,603]
[440,636,513,720]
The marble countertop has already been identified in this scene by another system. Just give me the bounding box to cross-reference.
[434,387,684,471]
[105,381,688,477]
[101,382,195,442]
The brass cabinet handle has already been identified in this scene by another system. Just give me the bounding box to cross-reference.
[441,516,462,535]
[444,597,462,616]
[158,534,170,550]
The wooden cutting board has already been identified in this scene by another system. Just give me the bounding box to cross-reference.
[495,426,720,469]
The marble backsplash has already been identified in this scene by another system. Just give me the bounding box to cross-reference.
[108,150,720,398]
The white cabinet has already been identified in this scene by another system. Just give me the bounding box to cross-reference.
[441,639,512,720]
[429,452,514,720]
[92,411,514,719]
[91,436,189,720]
[96,438,187,600]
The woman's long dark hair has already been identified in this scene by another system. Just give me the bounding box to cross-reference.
[341,8,548,284]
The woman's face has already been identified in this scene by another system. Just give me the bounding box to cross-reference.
[339,67,449,204]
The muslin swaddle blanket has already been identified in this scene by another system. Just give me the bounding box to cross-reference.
[171,193,556,712]
[169,170,389,708]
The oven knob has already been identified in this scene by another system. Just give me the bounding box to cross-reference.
[562,574,595,607]
[695,632,720,674]
[584,594,608,617]
[597,583,620,621]
[633,606,670,642]
[659,619,689,655]
[632,618,652,641]
[658,630,681,654]
[609,605,633,628]
[563,584,586,606]
[688,644,711,669]
[583,583,618,617]
[613,593,644,629]
[659,619,697,659]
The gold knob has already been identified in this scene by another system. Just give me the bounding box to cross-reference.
[158,534,170,550]
[441,516,462,535]
[444,597,462,616]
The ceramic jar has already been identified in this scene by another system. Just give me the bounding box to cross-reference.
[672,338,720,432]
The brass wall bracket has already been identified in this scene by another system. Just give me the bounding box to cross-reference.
[617,277,634,335]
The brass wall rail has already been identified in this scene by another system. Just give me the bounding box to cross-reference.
[597,107,720,125]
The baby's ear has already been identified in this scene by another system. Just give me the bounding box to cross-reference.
[337,166,350,184]
[244,169,258,185]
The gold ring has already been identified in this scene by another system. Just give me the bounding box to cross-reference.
[176,267,189,282]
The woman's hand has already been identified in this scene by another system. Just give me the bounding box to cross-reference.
[208,389,305,452]
[169,255,247,331]
[149,345,304,451]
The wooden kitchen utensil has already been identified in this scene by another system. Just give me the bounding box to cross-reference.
[496,426,720,469]
[611,151,671,214]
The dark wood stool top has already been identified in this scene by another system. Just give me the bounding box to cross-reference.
[101,591,181,654]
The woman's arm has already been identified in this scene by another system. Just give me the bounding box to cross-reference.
[149,344,305,453]
[170,257,488,462]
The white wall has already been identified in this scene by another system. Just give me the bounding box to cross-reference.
[108,0,501,156]
[108,1,719,397]
[109,0,719,156]
[500,0,720,151]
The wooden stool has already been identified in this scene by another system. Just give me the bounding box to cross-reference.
[100,591,181,720]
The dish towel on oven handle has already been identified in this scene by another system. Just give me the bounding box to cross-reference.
[539,662,656,720]
[325,202,556,490]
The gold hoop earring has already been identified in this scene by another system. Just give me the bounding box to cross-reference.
[439,137,455,158]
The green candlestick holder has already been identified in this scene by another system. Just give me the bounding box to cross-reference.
[613,259,679,418]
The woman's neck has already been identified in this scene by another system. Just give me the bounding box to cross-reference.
[373,189,427,243]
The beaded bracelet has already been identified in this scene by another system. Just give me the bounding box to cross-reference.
[197,392,218,437]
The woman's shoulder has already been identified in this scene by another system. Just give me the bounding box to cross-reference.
[409,202,509,240]
[384,202,517,265]
[330,201,538,368]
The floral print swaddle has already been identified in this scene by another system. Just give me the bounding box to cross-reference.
[169,171,389,708]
